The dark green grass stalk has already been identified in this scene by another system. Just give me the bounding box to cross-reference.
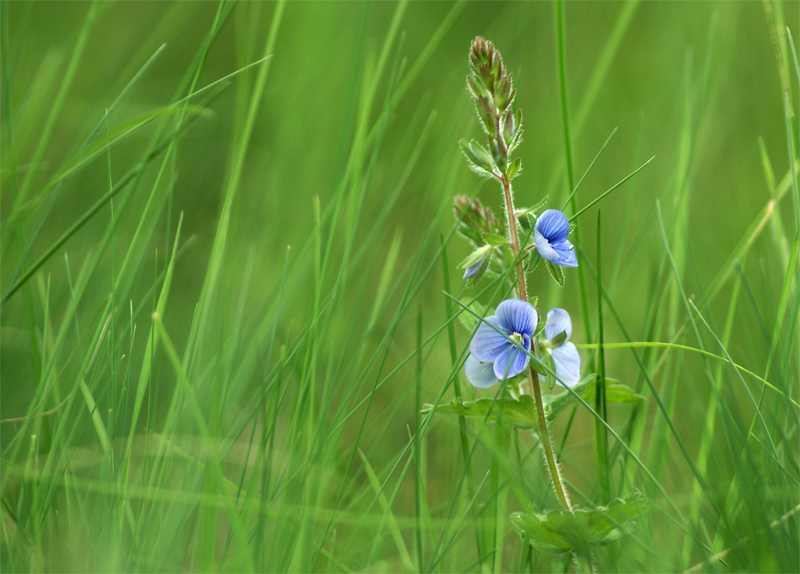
[594,212,610,498]
[414,307,425,572]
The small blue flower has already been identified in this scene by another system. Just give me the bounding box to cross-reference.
[464,299,538,387]
[541,308,581,386]
[463,256,486,280]
[534,209,577,267]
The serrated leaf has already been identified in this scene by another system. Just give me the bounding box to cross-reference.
[458,244,493,270]
[543,375,644,422]
[506,157,521,180]
[510,512,573,554]
[545,260,565,287]
[422,395,538,430]
[512,492,645,558]
[456,298,488,332]
[482,232,507,246]
[581,492,646,546]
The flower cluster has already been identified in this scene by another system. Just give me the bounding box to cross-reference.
[464,300,581,389]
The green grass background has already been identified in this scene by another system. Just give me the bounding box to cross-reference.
[1,1,798,572]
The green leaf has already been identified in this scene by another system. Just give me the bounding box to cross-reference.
[458,244,493,270]
[506,157,521,180]
[456,298,488,332]
[482,232,507,246]
[543,375,644,422]
[422,394,538,430]
[511,492,646,558]
[510,512,573,554]
[545,260,566,286]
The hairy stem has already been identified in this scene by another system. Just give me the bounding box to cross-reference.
[499,174,573,513]
[501,176,528,301]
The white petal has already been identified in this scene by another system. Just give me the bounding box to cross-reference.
[551,342,581,387]
[464,354,497,388]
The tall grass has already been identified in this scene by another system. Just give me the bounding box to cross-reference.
[1,1,798,572]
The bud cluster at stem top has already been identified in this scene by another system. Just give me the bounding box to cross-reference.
[453,194,505,247]
[463,36,523,175]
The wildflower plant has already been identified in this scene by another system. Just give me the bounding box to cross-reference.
[430,37,646,571]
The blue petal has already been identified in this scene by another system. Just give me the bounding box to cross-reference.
[494,299,538,336]
[470,316,510,362]
[545,308,572,341]
[492,334,531,380]
[550,240,578,267]
[534,209,570,243]
[464,354,497,388]
[534,229,562,264]
[551,342,581,387]
[463,256,486,279]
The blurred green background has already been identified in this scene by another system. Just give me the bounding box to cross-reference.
[2,1,798,572]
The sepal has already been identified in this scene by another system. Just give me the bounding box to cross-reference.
[544,329,568,349]
[506,157,521,180]
[459,139,495,175]
[525,249,542,272]
[545,259,566,286]
[541,350,557,389]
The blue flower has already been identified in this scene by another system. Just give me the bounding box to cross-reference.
[464,299,538,387]
[534,209,577,267]
[462,256,486,280]
[541,308,581,386]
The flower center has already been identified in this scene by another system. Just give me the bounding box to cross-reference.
[509,332,524,346]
